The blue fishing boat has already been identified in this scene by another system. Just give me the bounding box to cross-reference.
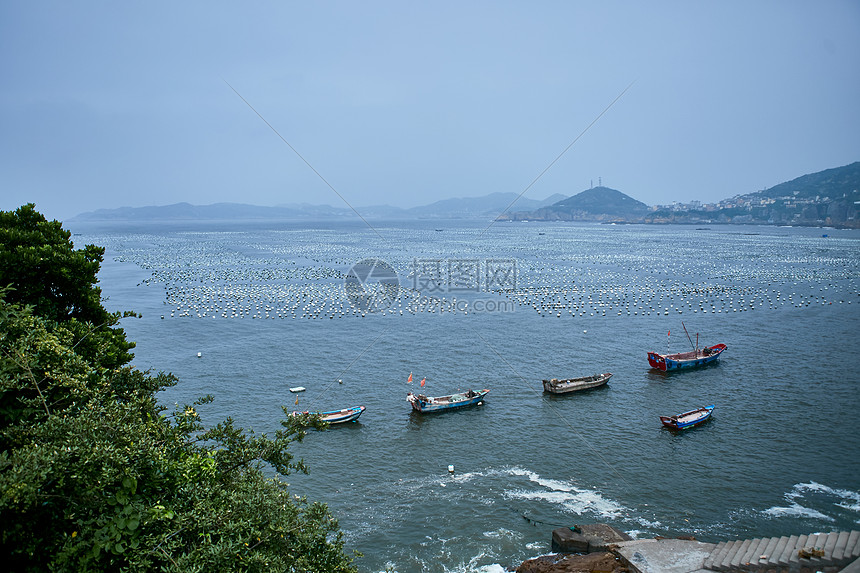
[291,405,365,424]
[406,389,489,413]
[649,324,727,371]
[660,405,715,430]
[648,344,726,371]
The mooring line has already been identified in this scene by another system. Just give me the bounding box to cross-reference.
[477,79,636,240]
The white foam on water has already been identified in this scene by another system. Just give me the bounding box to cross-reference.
[481,527,520,540]
[449,471,484,484]
[633,517,663,529]
[473,566,506,573]
[763,502,834,521]
[837,499,860,513]
[793,481,860,512]
[506,466,541,482]
[762,481,860,522]
[502,467,626,519]
[439,551,505,573]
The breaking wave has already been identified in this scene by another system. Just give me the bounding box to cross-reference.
[763,481,860,523]
[503,467,627,519]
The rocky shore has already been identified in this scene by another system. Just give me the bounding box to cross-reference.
[514,524,632,572]
[516,551,628,573]
[512,524,860,573]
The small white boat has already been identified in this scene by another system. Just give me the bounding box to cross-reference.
[289,386,306,393]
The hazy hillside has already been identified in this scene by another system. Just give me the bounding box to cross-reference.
[500,187,648,221]
[407,192,565,218]
[757,161,860,200]
[72,202,305,221]
[71,193,566,221]
[68,163,859,226]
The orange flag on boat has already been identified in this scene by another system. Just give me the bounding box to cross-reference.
[420,377,426,387]
[407,372,413,383]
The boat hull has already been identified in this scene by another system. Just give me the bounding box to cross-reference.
[648,344,726,371]
[660,405,715,430]
[542,373,612,394]
[407,389,489,413]
[291,406,365,424]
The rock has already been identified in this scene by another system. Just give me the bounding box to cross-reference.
[551,524,632,553]
[552,528,589,553]
[515,551,629,573]
[580,523,633,552]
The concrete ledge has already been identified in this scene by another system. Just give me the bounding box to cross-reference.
[613,538,715,573]
[841,556,860,573]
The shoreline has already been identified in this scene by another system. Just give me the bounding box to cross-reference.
[512,524,860,573]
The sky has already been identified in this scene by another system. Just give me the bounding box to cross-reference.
[1,1,859,221]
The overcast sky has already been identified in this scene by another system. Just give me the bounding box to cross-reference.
[2,1,859,221]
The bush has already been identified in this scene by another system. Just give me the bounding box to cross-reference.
[0,206,356,572]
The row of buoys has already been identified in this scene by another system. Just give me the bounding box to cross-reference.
[88,228,857,321]
[155,282,852,320]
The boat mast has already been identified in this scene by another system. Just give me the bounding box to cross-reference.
[682,322,695,353]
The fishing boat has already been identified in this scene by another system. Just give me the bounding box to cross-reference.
[289,386,306,393]
[647,344,726,371]
[542,372,612,394]
[659,405,715,430]
[291,405,365,424]
[407,389,489,413]
[648,324,726,371]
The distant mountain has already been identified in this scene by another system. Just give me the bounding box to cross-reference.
[276,202,414,219]
[730,161,859,227]
[275,203,356,217]
[70,192,566,221]
[406,192,566,219]
[642,161,860,228]
[72,202,305,221]
[70,162,860,226]
[499,186,649,221]
[754,161,860,201]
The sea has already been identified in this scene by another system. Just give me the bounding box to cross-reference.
[69,218,860,573]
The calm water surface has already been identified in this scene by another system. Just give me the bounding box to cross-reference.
[73,219,860,573]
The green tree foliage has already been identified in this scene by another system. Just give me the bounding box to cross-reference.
[0,206,357,572]
[0,204,135,370]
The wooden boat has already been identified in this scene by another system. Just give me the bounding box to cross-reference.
[407,389,489,413]
[291,405,365,424]
[542,372,612,394]
[660,405,715,430]
[648,344,727,371]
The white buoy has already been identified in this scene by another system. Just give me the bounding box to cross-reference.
[197,352,202,358]
[447,465,455,473]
